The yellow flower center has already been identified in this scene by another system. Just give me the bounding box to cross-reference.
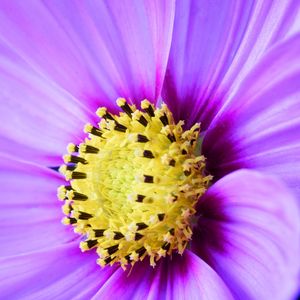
[58,98,211,269]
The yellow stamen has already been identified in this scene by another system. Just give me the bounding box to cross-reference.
[58,99,211,269]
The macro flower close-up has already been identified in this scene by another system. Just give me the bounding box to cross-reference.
[1,1,300,299]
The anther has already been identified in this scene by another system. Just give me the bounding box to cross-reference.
[141,100,155,117]
[86,239,98,249]
[162,242,171,251]
[144,175,154,183]
[167,134,176,143]
[67,143,79,153]
[158,213,165,221]
[80,145,99,154]
[113,232,124,240]
[106,244,119,255]
[96,107,114,121]
[136,222,148,230]
[159,114,169,126]
[134,233,143,241]
[137,134,149,143]
[136,194,146,202]
[136,247,146,258]
[84,124,103,137]
[68,191,88,201]
[114,122,127,132]
[169,159,176,167]
[116,98,134,116]
[94,229,105,237]
[70,172,87,179]
[77,211,93,220]
[143,150,154,159]
[64,155,87,165]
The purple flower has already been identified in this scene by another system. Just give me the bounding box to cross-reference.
[0,1,300,299]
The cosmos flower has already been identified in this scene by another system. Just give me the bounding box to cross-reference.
[0,1,300,299]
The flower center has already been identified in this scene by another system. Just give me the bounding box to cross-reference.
[58,99,211,269]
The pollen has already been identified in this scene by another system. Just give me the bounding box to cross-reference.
[58,98,211,269]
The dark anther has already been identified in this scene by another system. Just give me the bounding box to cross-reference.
[94,229,105,237]
[86,239,98,249]
[169,159,176,167]
[66,165,76,171]
[106,244,119,255]
[137,115,148,127]
[167,134,176,143]
[125,254,132,262]
[159,114,169,126]
[102,112,114,121]
[72,192,88,201]
[144,175,154,183]
[162,242,171,251]
[137,134,149,143]
[181,149,188,155]
[136,246,146,257]
[136,194,146,202]
[114,122,127,132]
[136,222,148,230]
[169,228,175,235]
[69,217,77,224]
[64,185,72,190]
[72,145,79,152]
[158,213,165,221]
[134,233,144,241]
[143,105,155,117]
[184,170,191,176]
[113,232,124,240]
[68,155,87,164]
[78,211,93,220]
[143,150,154,159]
[120,102,133,116]
[104,256,114,265]
[71,172,87,179]
[84,145,99,154]
[90,127,103,137]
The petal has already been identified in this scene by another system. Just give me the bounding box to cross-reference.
[191,170,300,300]
[93,251,233,300]
[163,0,300,129]
[0,0,175,165]
[0,155,73,257]
[203,34,300,198]
[0,242,117,299]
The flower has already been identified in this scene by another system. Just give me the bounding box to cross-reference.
[0,1,300,299]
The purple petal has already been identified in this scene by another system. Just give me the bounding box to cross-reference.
[191,170,300,300]
[0,242,117,299]
[203,34,300,199]
[0,155,74,257]
[93,251,233,300]
[162,0,300,129]
[0,0,175,165]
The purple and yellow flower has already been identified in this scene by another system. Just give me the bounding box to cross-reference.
[0,1,300,299]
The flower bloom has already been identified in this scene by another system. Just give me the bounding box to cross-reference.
[0,1,300,299]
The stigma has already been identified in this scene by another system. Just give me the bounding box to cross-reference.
[58,98,211,269]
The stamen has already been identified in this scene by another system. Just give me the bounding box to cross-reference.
[58,98,211,270]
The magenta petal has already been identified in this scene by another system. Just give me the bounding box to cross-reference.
[93,251,233,300]
[163,0,299,129]
[0,1,175,165]
[192,170,300,300]
[0,242,117,299]
[0,155,74,257]
[0,0,175,107]
[203,34,300,200]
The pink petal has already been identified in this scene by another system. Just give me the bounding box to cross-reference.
[203,34,300,201]
[163,0,300,129]
[0,155,73,257]
[192,170,300,300]
[93,251,233,300]
[0,1,175,165]
[0,242,117,299]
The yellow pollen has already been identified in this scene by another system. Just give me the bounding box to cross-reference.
[58,98,211,269]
